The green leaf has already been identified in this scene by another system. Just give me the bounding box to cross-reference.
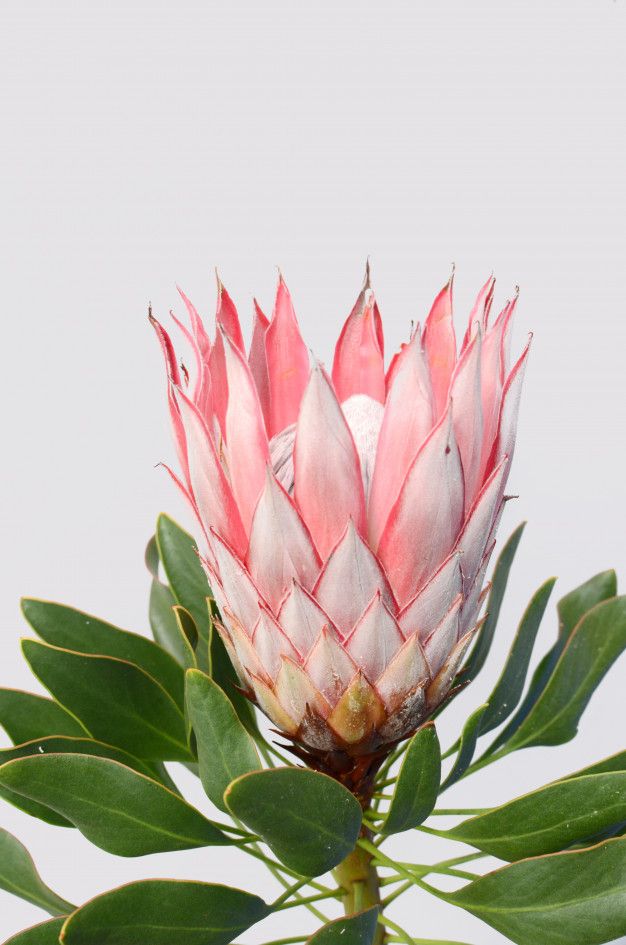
[173,607,199,671]
[0,829,74,916]
[462,523,526,682]
[21,598,184,710]
[60,879,269,945]
[306,907,380,943]
[22,639,191,761]
[0,689,86,744]
[479,578,556,735]
[156,514,257,732]
[145,535,161,579]
[443,836,626,945]
[149,579,189,665]
[0,755,232,856]
[504,596,626,751]
[0,736,167,827]
[3,917,66,945]
[441,705,488,790]
[561,750,626,779]
[185,670,259,813]
[557,569,617,638]
[447,772,626,860]
[225,767,362,876]
[380,723,440,835]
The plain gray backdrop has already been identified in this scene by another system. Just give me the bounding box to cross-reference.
[1,1,625,942]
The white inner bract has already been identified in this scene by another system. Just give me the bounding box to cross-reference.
[269,393,385,499]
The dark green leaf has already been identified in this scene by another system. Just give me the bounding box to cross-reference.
[60,879,269,945]
[0,829,73,915]
[173,607,199,670]
[22,639,191,761]
[149,579,189,665]
[0,689,86,744]
[225,767,362,876]
[3,917,66,945]
[21,599,184,709]
[0,755,231,856]
[0,736,167,827]
[443,836,626,945]
[462,523,526,682]
[307,907,380,944]
[145,535,161,579]
[504,596,626,751]
[479,578,556,735]
[381,723,440,835]
[557,570,617,638]
[185,670,259,813]
[441,705,488,790]
[447,772,626,860]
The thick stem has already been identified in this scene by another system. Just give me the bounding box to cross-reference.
[333,836,385,944]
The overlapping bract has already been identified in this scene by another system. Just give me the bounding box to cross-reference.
[152,267,530,757]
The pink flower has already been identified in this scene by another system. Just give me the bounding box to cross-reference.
[152,266,530,771]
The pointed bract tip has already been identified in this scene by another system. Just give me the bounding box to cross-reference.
[364,257,372,289]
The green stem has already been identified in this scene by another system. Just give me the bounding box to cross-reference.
[333,838,384,944]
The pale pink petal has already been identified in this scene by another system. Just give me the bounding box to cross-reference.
[398,551,463,640]
[249,299,271,432]
[304,627,357,704]
[174,389,247,558]
[275,657,330,724]
[252,606,300,680]
[249,673,298,734]
[377,409,465,607]
[313,520,396,636]
[332,280,385,404]
[246,469,321,610]
[277,581,336,658]
[461,274,495,351]
[269,422,296,494]
[265,275,310,437]
[345,592,404,681]
[150,312,182,386]
[485,335,532,477]
[215,273,245,352]
[368,331,434,547]
[422,269,456,418]
[423,594,462,675]
[293,365,366,559]
[209,332,228,440]
[341,394,385,500]
[450,329,484,510]
[426,624,479,709]
[455,458,508,589]
[177,285,212,361]
[376,634,429,708]
[225,613,267,683]
[221,330,270,535]
[210,529,266,632]
[460,541,494,636]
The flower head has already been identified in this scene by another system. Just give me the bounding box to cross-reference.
[152,267,530,775]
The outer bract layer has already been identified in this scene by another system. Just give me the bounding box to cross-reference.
[152,266,529,771]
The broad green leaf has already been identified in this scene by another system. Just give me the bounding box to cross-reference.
[225,767,362,876]
[22,639,191,761]
[443,836,626,945]
[155,515,257,731]
[22,598,184,709]
[185,670,259,813]
[480,578,556,735]
[447,772,626,860]
[561,750,626,779]
[381,723,440,835]
[307,907,380,944]
[0,736,166,827]
[557,569,617,638]
[3,917,66,944]
[0,689,86,744]
[462,523,525,682]
[441,705,488,790]
[60,879,269,945]
[174,607,199,670]
[505,596,626,751]
[0,755,231,856]
[0,829,74,916]
[149,579,189,665]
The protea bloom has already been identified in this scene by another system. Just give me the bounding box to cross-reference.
[151,266,529,782]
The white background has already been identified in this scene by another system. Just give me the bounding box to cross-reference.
[1,1,625,942]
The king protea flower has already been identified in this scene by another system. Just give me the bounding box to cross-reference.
[151,265,530,777]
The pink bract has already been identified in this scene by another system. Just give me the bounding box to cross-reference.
[152,266,530,776]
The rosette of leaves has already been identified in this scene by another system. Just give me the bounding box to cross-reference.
[1,518,625,945]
